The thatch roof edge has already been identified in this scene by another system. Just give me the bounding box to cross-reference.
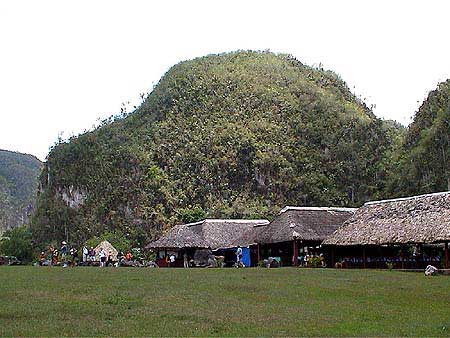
[364,191,450,206]
[279,206,357,214]
[183,219,270,227]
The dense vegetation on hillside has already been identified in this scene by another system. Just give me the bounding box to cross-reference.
[388,80,450,196]
[31,51,406,247]
[0,150,42,234]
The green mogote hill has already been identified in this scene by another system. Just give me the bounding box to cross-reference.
[31,51,402,247]
[0,150,42,234]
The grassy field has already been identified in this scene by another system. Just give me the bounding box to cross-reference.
[0,267,449,337]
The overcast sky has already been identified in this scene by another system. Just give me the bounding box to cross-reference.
[1,0,449,161]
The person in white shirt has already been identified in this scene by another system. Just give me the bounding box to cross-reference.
[169,254,176,267]
[82,246,89,263]
[183,252,189,268]
[236,246,243,264]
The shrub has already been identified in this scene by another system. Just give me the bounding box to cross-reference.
[175,206,206,224]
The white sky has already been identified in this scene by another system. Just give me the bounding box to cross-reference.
[1,0,449,161]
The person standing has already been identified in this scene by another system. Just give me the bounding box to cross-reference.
[236,246,243,265]
[47,247,54,266]
[183,252,189,268]
[107,251,113,267]
[82,246,89,263]
[52,249,58,266]
[169,253,176,267]
[61,241,68,261]
[69,247,78,267]
[89,247,95,262]
[99,248,106,267]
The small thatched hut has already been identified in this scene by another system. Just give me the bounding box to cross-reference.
[323,191,450,269]
[256,207,356,266]
[94,240,118,261]
[146,219,269,267]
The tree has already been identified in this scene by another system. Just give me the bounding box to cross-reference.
[175,205,207,224]
[0,226,33,262]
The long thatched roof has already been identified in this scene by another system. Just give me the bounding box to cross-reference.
[145,219,270,250]
[323,191,450,246]
[256,207,356,244]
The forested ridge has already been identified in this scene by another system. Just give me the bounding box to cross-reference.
[0,150,42,233]
[29,51,448,248]
[388,80,450,195]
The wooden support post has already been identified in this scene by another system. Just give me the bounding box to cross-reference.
[331,246,335,268]
[257,244,261,265]
[362,247,366,269]
[292,240,298,267]
[401,247,405,270]
[445,242,449,269]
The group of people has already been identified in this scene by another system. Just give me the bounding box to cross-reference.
[38,241,80,267]
[38,241,134,267]
[80,246,98,263]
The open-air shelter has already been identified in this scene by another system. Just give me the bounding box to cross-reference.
[256,207,356,266]
[323,191,450,269]
[145,219,269,267]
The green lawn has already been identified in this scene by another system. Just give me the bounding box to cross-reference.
[0,267,449,337]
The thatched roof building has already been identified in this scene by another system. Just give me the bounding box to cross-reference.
[146,219,270,250]
[323,191,450,246]
[257,207,356,244]
[94,240,118,261]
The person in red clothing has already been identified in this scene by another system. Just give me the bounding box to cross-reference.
[125,251,132,261]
